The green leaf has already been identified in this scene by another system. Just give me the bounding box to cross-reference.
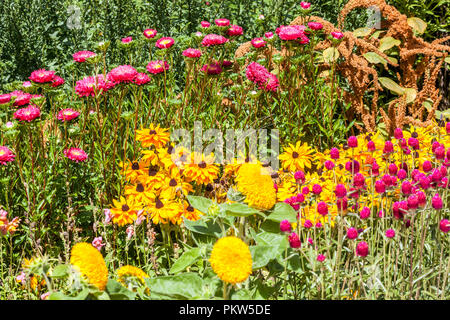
[404,88,417,104]
[353,27,371,37]
[183,218,223,237]
[186,195,214,214]
[51,264,70,279]
[378,77,405,95]
[220,202,265,218]
[255,231,289,252]
[266,202,297,223]
[170,248,202,274]
[363,52,387,65]
[105,279,136,300]
[250,245,280,269]
[379,37,401,52]
[49,288,90,300]
[144,273,204,299]
[407,17,427,35]
[322,47,339,63]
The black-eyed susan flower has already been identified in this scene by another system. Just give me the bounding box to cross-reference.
[136,124,170,149]
[147,198,178,225]
[279,141,314,172]
[183,153,219,185]
[159,175,194,200]
[120,160,147,184]
[181,201,202,221]
[209,236,252,284]
[70,242,108,291]
[110,197,138,226]
[124,183,156,206]
[235,163,276,210]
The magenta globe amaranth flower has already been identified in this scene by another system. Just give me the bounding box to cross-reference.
[347,227,358,240]
[317,202,328,216]
[324,160,334,170]
[360,207,371,220]
[279,220,292,233]
[330,147,339,160]
[385,229,396,238]
[334,184,347,198]
[432,193,443,210]
[312,184,322,195]
[288,232,301,249]
[356,241,369,257]
[367,140,376,152]
[347,136,358,148]
[317,254,326,262]
[375,180,386,193]
[440,219,450,233]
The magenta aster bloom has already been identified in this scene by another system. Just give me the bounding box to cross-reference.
[22,81,32,88]
[300,2,311,9]
[308,22,323,30]
[134,73,151,85]
[222,60,233,68]
[13,105,41,122]
[64,148,88,162]
[107,65,138,84]
[73,50,96,63]
[156,37,175,49]
[51,75,65,88]
[317,254,326,262]
[143,29,157,39]
[227,25,243,36]
[331,31,344,39]
[29,69,55,83]
[264,31,274,39]
[277,25,305,41]
[245,62,269,84]
[279,219,292,233]
[122,37,133,43]
[201,62,222,75]
[251,37,266,48]
[0,93,11,105]
[0,146,15,165]
[10,91,31,106]
[214,18,230,27]
[146,60,170,74]
[57,109,80,122]
[201,34,229,46]
[261,73,279,92]
[356,241,369,257]
[182,48,202,58]
[75,74,113,97]
[288,232,301,249]
[200,21,210,28]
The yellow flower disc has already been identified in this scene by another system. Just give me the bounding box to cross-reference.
[209,236,252,284]
[117,265,149,285]
[70,242,108,291]
[235,163,276,210]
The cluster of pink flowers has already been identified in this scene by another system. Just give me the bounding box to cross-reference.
[0,146,15,165]
[134,73,151,85]
[245,62,279,92]
[57,109,80,122]
[13,105,41,122]
[146,60,170,74]
[75,74,114,97]
[73,50,96,63]
[92,236,106,251]
[201,34,229,47]
[64,148,88,163]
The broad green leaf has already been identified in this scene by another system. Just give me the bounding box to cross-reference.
[231,289,252,300]
[379,37,401,52]
[387,57,398,65]
[322,47,340,63]
[378,77,405,95]
[266,202,297,223]
[407,17,427,35]
[370,30,383,39]
[363,52,387,65]
[445,57,450,64]
[353,27,371,37]
[49,288,90,300]
[170,248,202,274]
[220,202,265,217]
[255,231,289,252]
[51,264,70,279]
[183,217,223,237]
[106,279,136,300]
[144,273,204,299]
[250,245,280,269]
[404,88,417,104]
[186,195,213,214]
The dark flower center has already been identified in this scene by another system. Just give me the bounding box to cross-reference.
[411,132,418,138]
[155,198,164,209]
[149,130,157,134]
[122,204,130,211]
[131,162,139,170]
[271,172,279,179]
[198,161,207,169]
[148,166,159,176]
[205,183,213,192]
[136,184,144,192]
[292,152,299,159]
[169,179,177,187]
[167,145,174,154]
[187,206,194,212]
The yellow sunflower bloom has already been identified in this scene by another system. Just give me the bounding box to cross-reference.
[70,242,108,291]
[117,265,149,286]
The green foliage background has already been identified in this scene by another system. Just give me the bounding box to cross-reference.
[1,0,447,90]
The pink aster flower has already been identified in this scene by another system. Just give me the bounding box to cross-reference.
[200,21,210,28]
[0,146,15,166]
[251,37,266,48]
[300,2,311,9]
[202,34,229,46]
[156,37,175,49]
[75,74,113,97]
[264,31,274,39]
[182,48,202,58]
[331,31,344,39]
[201,62,222,75]
[277,25,305,41]
[73,50,96,63]
[356,241,369,257]
[317,254,326,262]
[16,271,26,284]
[146,60,170,74]
[122,37,133,44]
[260,73,279,92]
[29,69,55,83]
[215,18,230,27]
[10,91,32,106]
[22,81,32,88]
[246,62,269,84]
[134,73,151,85]
[227,25,243,36]
[107,65,138,84]
[288,232,301,249]
[13,105,41,122]
[280,219,292,233]
[64,148,88,163]
[0,93,11,105]
[57,109,80,122]
[308,22,323,31]
[143,29,157,39]
[222,60,233,68]
[51,75,65,88]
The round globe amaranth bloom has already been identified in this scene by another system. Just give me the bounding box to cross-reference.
[360,207,371,220]
[280,219,292,233]
[440,219,450,233]
[385,229,395,238]
[347,227,358,240]
[335,184,347,198]
[209,236,252,284]
[330,147,339,159]
[288,232,301,249]
[432,193,443,210]
[356,241,369,257]
[317,201,328,216]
